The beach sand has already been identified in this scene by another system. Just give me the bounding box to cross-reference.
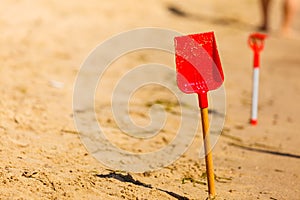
[0,0,299,199]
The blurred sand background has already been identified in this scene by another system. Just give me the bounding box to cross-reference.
[0,0,300,199]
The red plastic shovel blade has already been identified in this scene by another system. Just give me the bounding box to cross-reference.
[174,32,224,95]
[248,32,267,52]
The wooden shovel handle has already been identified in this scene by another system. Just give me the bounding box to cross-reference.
[201,107,216,198]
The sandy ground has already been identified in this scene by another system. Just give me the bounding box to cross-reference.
[0,0,300,199]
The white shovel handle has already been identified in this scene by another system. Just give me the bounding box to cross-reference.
[251,67,259,125]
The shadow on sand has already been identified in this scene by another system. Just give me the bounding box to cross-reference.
[96,172,189,200]
[229,142,300,159]
[167,5,257,31]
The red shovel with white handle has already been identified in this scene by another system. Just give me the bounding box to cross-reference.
[174,32,224,198]
[248,33,267,125]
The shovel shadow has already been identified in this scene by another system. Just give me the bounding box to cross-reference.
[229,143,300,159]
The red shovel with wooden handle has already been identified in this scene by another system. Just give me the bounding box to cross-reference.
[174,32,224,198]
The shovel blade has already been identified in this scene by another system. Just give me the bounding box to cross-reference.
[248,32,267,52]
[174,32,224,94]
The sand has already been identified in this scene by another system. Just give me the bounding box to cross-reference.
[0,0,300,199]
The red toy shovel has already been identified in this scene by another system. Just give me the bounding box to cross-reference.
[248,33,267,125]
[175,32,224,198]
